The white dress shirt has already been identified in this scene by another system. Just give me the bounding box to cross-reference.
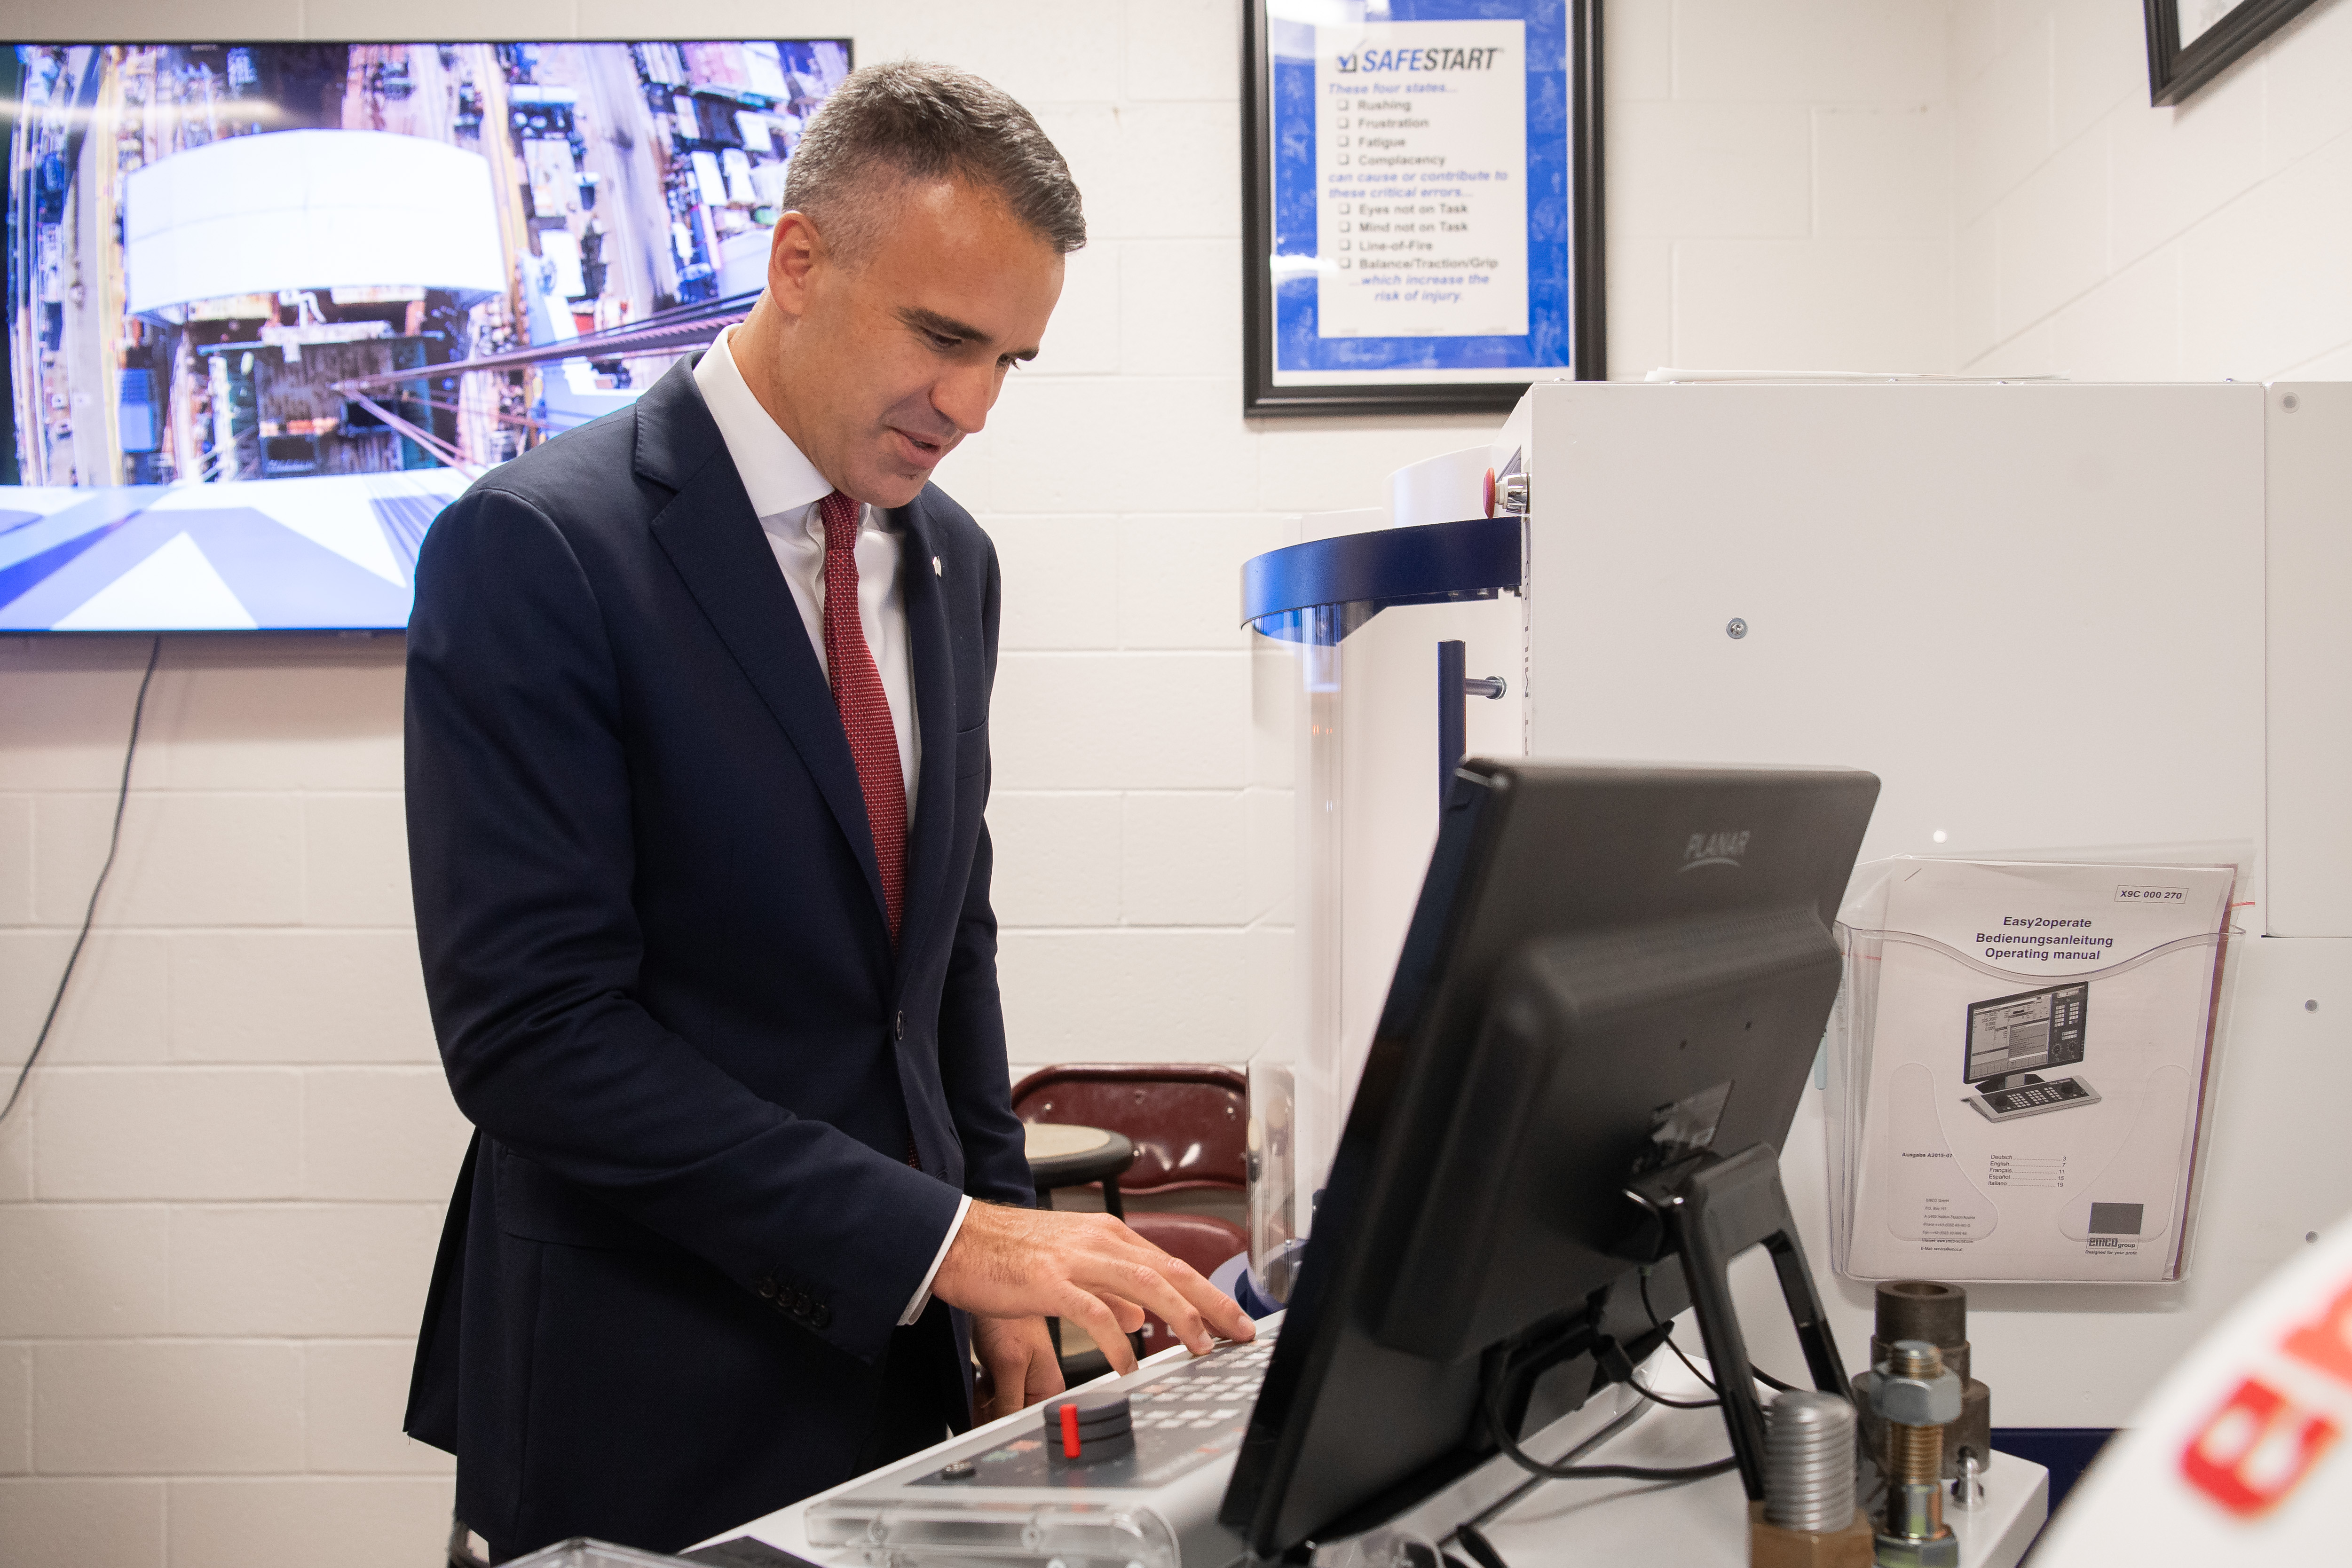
[694,328,968,1326]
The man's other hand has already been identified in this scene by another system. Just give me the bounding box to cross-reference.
[972,1315,1062,1424]
[932,1203,1257,1374]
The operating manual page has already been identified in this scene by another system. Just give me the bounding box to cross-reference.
[1835,857,2235,1283]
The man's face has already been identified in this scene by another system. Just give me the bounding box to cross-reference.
[764,178,1064,508]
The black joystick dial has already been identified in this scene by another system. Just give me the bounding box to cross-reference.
[1042,1390,1134,1465]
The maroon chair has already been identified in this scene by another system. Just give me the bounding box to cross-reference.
[1012,1064,1249,1361]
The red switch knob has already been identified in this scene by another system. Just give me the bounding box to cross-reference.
[1042,1391,1135,1465]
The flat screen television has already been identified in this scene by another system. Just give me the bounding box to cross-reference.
[1,37,849,632]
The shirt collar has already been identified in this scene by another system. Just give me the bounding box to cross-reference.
[693,325,836,522]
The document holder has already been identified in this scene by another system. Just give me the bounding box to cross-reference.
[1827,851,2243,1285]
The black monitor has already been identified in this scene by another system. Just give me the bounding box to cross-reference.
[1220,760,1879,1557]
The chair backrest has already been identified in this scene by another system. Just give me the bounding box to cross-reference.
[1009,1063,1247,1194]
[1127,1212,1250,1356]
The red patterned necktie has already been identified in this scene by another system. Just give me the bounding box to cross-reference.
[816,490,907,944]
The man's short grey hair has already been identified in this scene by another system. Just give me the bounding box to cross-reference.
[783,61,1086,260]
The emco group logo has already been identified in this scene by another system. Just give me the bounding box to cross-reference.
[1681,831,1751,872]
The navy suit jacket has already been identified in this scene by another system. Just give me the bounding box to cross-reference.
[401,355,1032,1555]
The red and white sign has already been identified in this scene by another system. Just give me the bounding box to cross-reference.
[2034,1216,2352,1562]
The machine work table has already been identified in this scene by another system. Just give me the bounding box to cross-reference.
[698,1341,2048,1568]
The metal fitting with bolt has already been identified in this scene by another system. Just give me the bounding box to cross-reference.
[1871,1340,1960,1568]
[1854,1280,1992,1484]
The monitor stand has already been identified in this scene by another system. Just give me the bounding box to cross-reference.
[1972,1072,2045,1094]
[1622,1143,1857,1503]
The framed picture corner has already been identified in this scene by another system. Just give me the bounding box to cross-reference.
[1240,0,1606,419]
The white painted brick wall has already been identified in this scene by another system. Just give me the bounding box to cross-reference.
[1954,0,2352,379]
[0,641,463,1566]
[0,1,1985,1558]
[1606,0,1957,377]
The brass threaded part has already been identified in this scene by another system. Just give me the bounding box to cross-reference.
[1880,1338,1953,1544]
[1892,1421,1942,1486]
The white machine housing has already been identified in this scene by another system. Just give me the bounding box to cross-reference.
[1249,378,2352,1427]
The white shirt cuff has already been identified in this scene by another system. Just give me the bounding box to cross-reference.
[899,1194,971,1325]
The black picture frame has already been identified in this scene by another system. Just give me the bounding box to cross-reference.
[1240,0,1606,418]
[2143,0,2324,105]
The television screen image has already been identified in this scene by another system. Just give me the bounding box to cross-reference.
[1,38,849,631]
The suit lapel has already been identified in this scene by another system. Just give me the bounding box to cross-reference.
[893,495,960,977]
[636,360,890,936]
[889,495,965,1176]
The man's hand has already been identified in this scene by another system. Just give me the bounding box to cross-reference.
[972,1315,1063,1424]
[932,1202,1256,1375]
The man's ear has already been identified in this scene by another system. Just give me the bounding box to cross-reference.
[765,212,821,316]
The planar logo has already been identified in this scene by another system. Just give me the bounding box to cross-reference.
[1681,831,1751,872]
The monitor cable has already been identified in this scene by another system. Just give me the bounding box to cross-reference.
[1479,1343,1740,1485]
[0,636,161,1126]
[1624,1377,1721,1411]
[1446,1524,1513,1568]
[1638,1267,1800,1395]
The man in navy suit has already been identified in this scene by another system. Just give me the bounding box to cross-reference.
[402,63,1251,1557]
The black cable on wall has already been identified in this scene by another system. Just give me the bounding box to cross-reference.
[0,635,162,1125]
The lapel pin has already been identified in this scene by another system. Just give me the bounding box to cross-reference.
[932,555,944,576]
